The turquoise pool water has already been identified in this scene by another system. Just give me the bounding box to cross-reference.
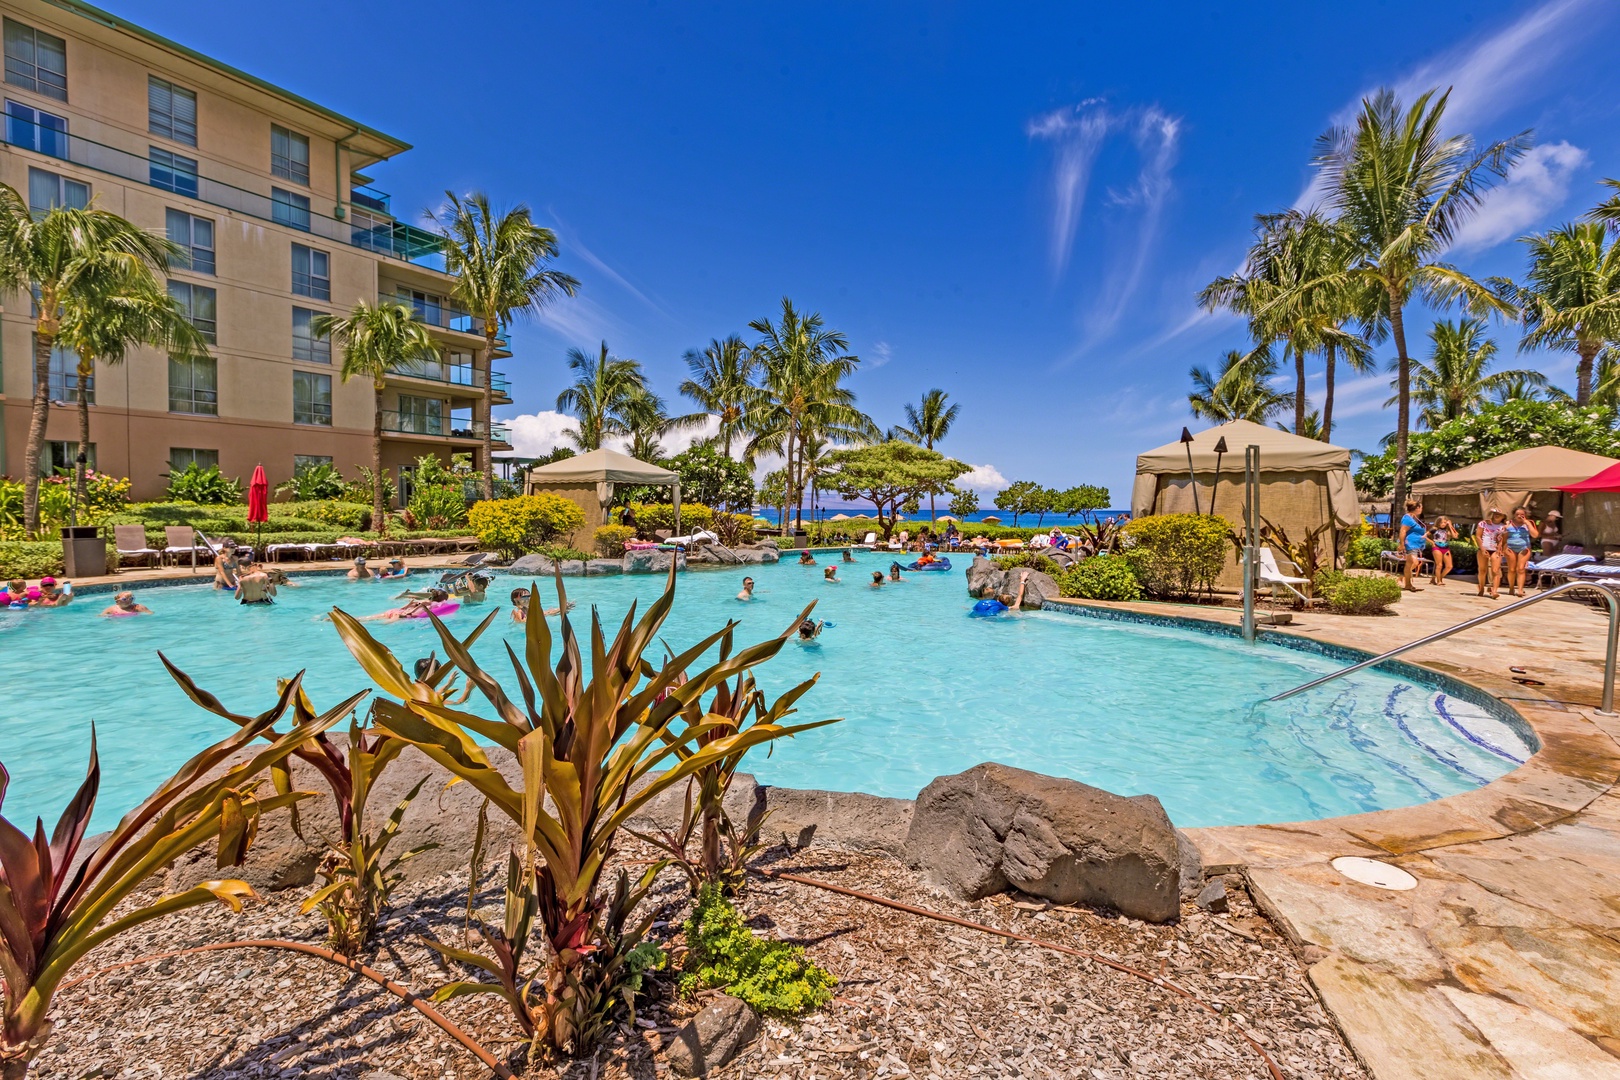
[0,555,1535,831]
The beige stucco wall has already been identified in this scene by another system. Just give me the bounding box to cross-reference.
[528,480,604,551]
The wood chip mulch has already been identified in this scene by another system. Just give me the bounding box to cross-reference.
[37,839,1366,1080]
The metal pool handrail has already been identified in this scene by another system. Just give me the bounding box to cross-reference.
[1266,579,1620,716]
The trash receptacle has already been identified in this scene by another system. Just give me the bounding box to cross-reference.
[61,525,107,578]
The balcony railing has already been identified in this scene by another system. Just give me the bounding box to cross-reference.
[4,115,448,270]
[384,360,508,396]
[379,292,486,335]
[381,412,509,442]
[350,184,390,214]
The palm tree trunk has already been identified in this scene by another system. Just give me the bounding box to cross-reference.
[372,382,387,536]
[1322,342,1336,441]
[1577,339,1599,407]
[23,329,55,536]
[780,424,796,538]
[74,359,93,524]
[1293,342,1307,435]
[1389,295,1412,518]
[480,325,497,500]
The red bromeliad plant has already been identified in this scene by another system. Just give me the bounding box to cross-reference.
[328,567,835,1059]
[0,678,342,1079]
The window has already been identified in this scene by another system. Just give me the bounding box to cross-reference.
[271,186,310,231]
[165,209,214,274]
[147,76,196,146]
[293,370,332,426]
[293,454,332,471]
[290,244,329,299]
[31,335,88,402]
[397,394,443,435]
[167,280,217,342]
[168,354,217,415]
[5,100,65,157]
[27,166,86,212]
[4,19,66,101]
[42,441,93,476]
[169,447,218,473]
[270,125,309,185]
[291,307,330,363]
[149,147,198,197]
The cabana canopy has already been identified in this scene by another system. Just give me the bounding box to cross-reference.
[1412,446,1619,499]
[525,448,680,547]
[1558,461,1620,495]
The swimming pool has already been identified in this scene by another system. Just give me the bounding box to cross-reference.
[0,555,1535,831]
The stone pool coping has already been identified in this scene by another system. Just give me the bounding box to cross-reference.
[1043,594,1620,1079]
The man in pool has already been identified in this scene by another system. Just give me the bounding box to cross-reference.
[102,591,152,616]
[347,556,375,581]
[972,571,1030,617]
[798,550,816,566]
[842,548,855,563]
[796,617,824,642]
[870,570,884,587]
[737,576,755,601]
[235,564,276,604]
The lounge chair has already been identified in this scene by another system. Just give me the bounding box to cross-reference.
[1569,564,1620,583]
[1528,552,1596,588]
[668,529,719,546]
[854,532,877,550]
[1258,547,1310,605]
[113,524,160,569]
[161,526,211,568]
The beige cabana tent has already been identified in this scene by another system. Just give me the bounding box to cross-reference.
[525,448,679,550]
[1410,446,1618,525]
[1132,419,1360,585]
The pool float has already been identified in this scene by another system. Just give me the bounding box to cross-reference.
[905,557,952,572]
[970,598,1008,617]
[411,600,460,618]
[105,608,142,617]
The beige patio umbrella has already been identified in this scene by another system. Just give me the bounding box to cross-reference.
[828,513,852,521]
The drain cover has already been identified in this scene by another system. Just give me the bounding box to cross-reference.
[1331,856,1418,891]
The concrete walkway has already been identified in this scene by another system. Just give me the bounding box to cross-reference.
[1049,583,1620,1079]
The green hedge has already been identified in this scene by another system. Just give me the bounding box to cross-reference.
[0,541,66,580]
[1057,555,1143,601]
[1121,513,1230,600]
[1315,570,1403,614]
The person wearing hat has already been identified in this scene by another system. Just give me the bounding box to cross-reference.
[379,557,408,580]
[347,555,375,581]
[34,576,72,606]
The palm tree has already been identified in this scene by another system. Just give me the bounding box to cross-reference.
[893,388,960,522]
[556,341,651,451]
[1187,347,1294,423]
[1491,373,1562,405]
[679,335,758,458]
[313,301,439,532]
[432,192,580,498]
[744,298,877,535]
[1389,318,1546,428]
[0,186,181,533]
[1310,88,1526,512]
[55,259,208,516]
[1277,409,1324,440]
[1500,221,1620,405]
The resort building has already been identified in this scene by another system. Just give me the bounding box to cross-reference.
[0,0,511,502]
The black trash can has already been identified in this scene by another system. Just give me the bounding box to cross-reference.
[61,525,107,578]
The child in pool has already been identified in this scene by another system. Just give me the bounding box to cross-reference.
[823,566,839,583]
[102,591,152,616]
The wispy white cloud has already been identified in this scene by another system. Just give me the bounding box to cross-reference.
[1450,141,1588,251]
[869,341,893,369]
[532,293,625,347]
[1089,108,1180,340]
[1027,98,1110,274]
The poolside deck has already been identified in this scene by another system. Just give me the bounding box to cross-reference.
[1047,585,1620,1079]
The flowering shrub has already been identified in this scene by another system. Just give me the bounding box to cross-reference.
[593,523,636,557]
[468,493,586,556]
[1120,513,1231,600]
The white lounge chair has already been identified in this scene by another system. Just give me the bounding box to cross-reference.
[1258,547,1310,604]
[667,528,719,546]
[852,532,877,550]
[113,524,160,568]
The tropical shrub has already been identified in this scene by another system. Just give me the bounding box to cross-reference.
[1121,513,1231,600]
[288,500,373,530]
[0,696,339,1076]
[165,462,243,504]
[276,462,346,501]
[469,493,587,557]
[77,471,131,516]
[1355,400,1620,496]
[0,541,64,579]
[1057,555,1143,601]
[329,568,832,1058]
[345,466,398,508]
[629,501,714,537]
[679,885,836,1016]
[992,551,1062,575]
[1347,535,1394,569]
[670,444,756,511]
[594,523,636,558]
[1314,570,1403,615]
[405,454,468,530]
[712,511,758,547]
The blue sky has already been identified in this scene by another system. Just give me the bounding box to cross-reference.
[145,0,1620,503]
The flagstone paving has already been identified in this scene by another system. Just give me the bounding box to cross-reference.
[1050,583,1620,1079]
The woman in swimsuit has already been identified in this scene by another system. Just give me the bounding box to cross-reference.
[213,539,240,590]
[1503,508,1540,597]
[1429,517,1458,586]
[1397,500,1428,593]
[1473,510,1507,599]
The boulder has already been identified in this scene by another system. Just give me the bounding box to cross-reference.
[965,555,1000,598]
[667,996,759,1076]
[756,786,913,855]
[507,554,586,576]
[964,558,1059,608]
[905,763,1183,923]
[1195,878,1229,914]
[585,559,623,576]
[623,549,687,574]
[737,545,779,564]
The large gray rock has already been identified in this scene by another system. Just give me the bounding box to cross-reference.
[585,558,623,575]
[905,763,1183,923]
[758,786,913,855]
[964,558,1059,608]
[667,995,759,1076]
[623,549,687,574]
[965,555,1000,598]
[508,554,586,576]
[738,545,779,564]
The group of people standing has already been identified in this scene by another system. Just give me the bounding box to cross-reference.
[1398,501,1552,599]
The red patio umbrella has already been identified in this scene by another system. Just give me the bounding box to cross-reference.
[1557,463,1620,494]
[247,464,269,554]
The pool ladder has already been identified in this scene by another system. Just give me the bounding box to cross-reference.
[1267,579,1620,716]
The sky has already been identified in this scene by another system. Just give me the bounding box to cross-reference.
[138,0,1620,505]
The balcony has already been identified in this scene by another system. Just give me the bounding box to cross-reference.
[351,184,390,214]
[380,293,486,336]
[385,359,508,397]
[3,115,449,271]
[381,412,510,444]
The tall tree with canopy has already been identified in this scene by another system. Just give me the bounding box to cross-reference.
[556,342,652,451]
[824,441,967,540]
[893,388,961,522]
[1389,317,1546,428]
[432,192,579,497]
[1187,347,1294,423]
[314,301,439,532]
[1499,220,1620,405]
[1309,88,1526,514]
[679,335,759,458]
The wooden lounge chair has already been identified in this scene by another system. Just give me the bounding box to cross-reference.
[113,524,160,568]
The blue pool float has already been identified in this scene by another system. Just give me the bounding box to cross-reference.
[905,557,951,572]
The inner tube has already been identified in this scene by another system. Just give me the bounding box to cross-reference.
[905,557,952,572]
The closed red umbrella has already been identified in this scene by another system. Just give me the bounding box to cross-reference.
[247,464,269,553]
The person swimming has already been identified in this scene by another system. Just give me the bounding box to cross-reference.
[737,576,755,601]
[796,617,824,642]
[842,548,855,563]
[379,557,408,579]
[102,591,152,616]
[971,570,1030,617]
[359,587,453,622]
[1,577,34,607]
[889,562,904,582]
[870,570,884,587]
[823,565,838,583]
[34,577,71,607]
[235,566,276,605]
[798,550,816,566]
[510,587,530,623]
[347,556,375,581]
